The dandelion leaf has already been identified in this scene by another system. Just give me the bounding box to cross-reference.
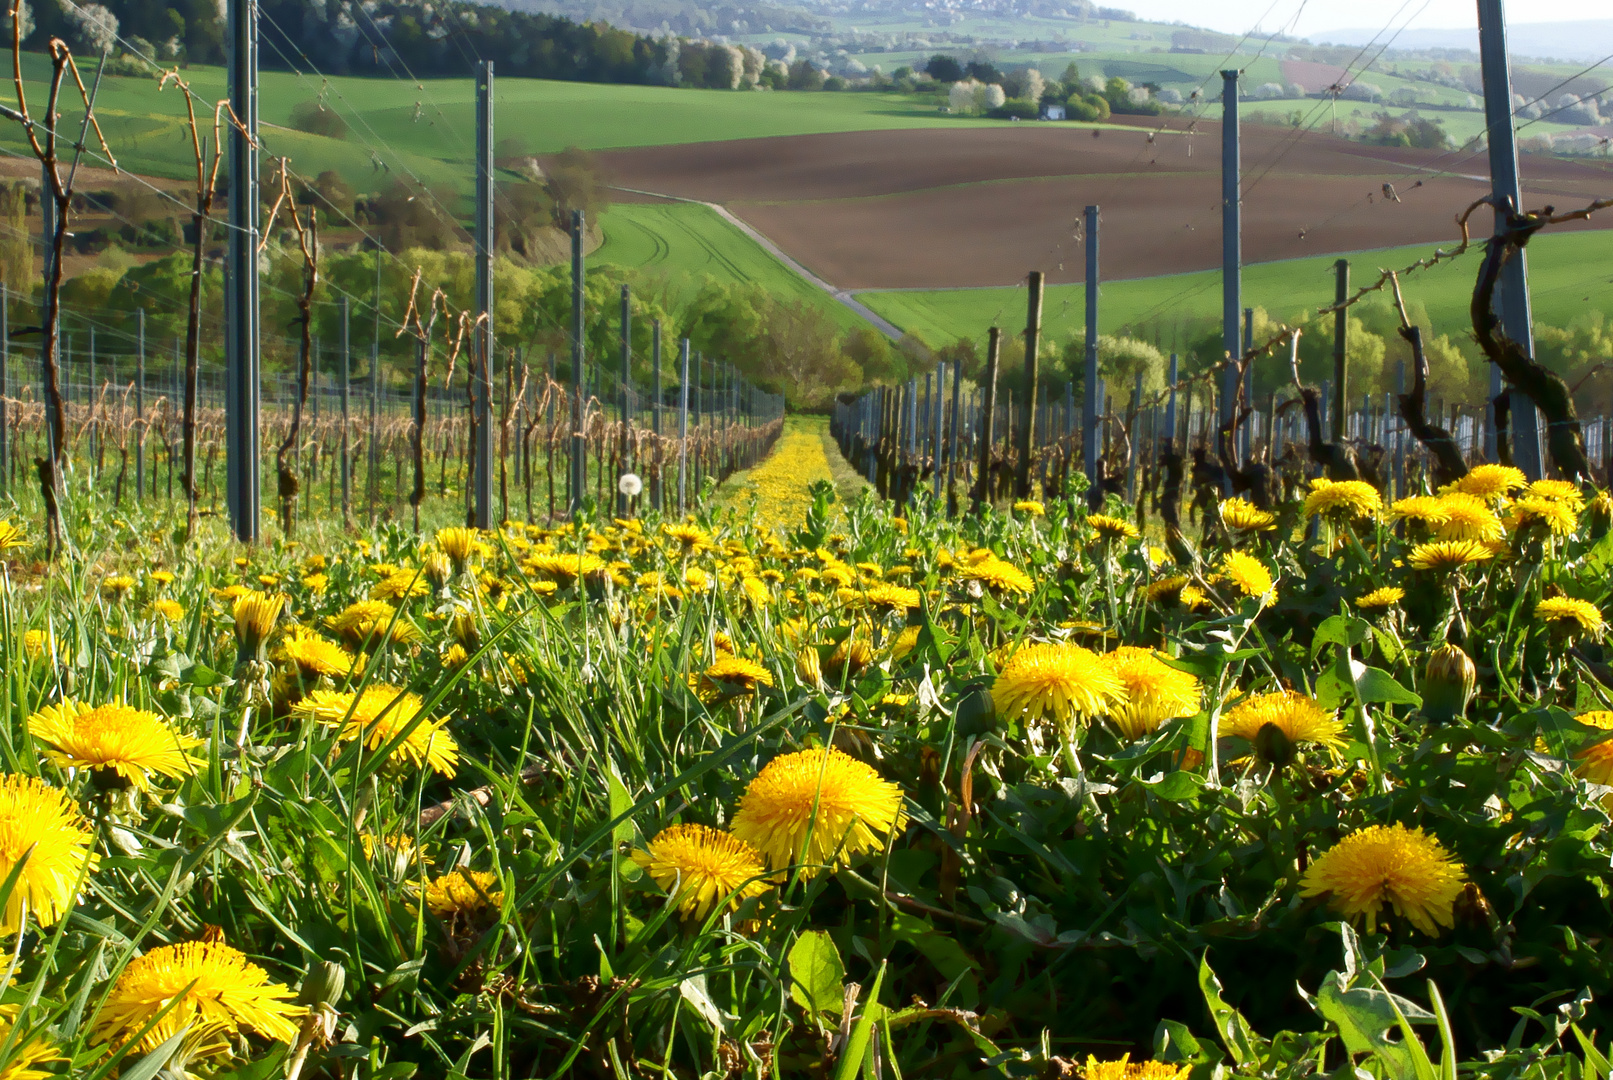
[789,929,847,1017]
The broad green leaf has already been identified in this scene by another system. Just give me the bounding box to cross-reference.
[1315,971,1433,1080]
[1140,771,1206,802]
[1354,665,1422,708]
[789,930,847,1017]
[1312,615,1369,660]
[1198,954,1260,1067]
[1155,1019,1215,1064]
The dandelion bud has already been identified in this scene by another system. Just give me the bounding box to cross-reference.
[1421,644,1476,724]
[232,590,284,667]
[423,550,452,589]
[435,527,479,574]
[297,960,347,1011]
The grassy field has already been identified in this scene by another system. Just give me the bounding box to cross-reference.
[12,52,1062,193]
[593,201,863,328]
[857,228,1613,348]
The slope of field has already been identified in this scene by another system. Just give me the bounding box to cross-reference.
[593,201,863,328]
[597,125,1613,290]
[856,229,1613,347]
[3,52,1061,193]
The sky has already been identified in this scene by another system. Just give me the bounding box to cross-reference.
[1119,0,1610,38]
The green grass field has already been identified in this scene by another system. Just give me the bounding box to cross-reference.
[13,52,1062,194]
[593,201,863,328]
[857,229,1613,348]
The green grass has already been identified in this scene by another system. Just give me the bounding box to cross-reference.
[14,52,1066,194]
[857,228,1613,348]
[593,201,863,328]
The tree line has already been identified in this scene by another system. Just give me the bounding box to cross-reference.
[25,0,698,85]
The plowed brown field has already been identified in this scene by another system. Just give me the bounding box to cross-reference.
[593,123,1613,290]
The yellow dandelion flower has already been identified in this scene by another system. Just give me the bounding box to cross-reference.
[292,686,458,776]
[0,1015,58,1080]
[1222,690,1346,753]
[371,567,429,601]
[1299,823,1465,935]
[1081,1055,1191,1080]
[1087,514,1141,541]
[1219,498,1276,532]
[1433,493,1504,542]
[1388,496,1450,528]
[418,868,503,918]
[526,552,607,584]
[662,522,713,553]
[1573,712,1613,784]
[101,575,136,598]
[729,749,906,876]
[1447,464,1526,501]
[1406,540,1493,572]
[1507,496,1578,536]
[992,642,1127,728]
[276,629,359,679]
[150,598,185,621]
[1101,647,1202,740]
[1013,500,1046,517]
[741,576,771,609]
[631,824,770,919]
[701,655,774,695]
[862,582,921,612]
[325,600,422,647]
[0,774,98,932]
[1304,478,1382,520]
[21,630,53,662]
[435,526,481,569]
[1219,551,1276,600]
[92,940,302,1056]
[961,556,1035,596]
[301,572,329,593]
[1144,575,1189,603]
[1178,584,1212,610]
[0,521,27,552]
[889,625,922,662]
[28,701,202,790]
[1535,596,1604,638]
[1525,478,1585,510]
[819,563,855,588]
[1355,586,1405,610]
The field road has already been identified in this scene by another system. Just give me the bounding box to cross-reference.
[593,123,1613,292]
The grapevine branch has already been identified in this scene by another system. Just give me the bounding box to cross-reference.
[158,68,248,538]
[3,12,117,551]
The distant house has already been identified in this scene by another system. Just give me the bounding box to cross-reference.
[1041,103,1066,121]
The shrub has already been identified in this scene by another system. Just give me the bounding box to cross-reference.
[288,100,348,139]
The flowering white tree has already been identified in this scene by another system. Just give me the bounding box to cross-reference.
[1004,67,1043,102]
[67,2,117,54]
[979,83,1006,110]
[948,78,981,113]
